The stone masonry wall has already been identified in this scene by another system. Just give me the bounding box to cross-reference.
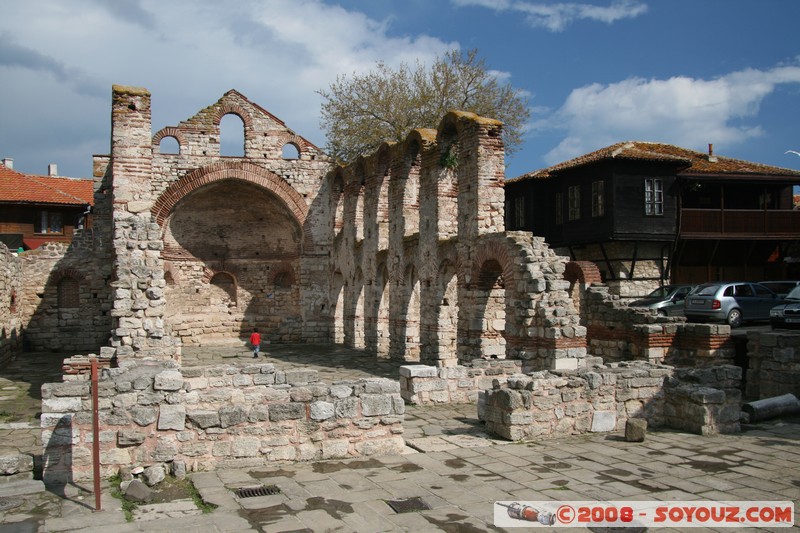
[582,285,735,365]
[0,244,23,363]
[399,359,525,405]
[483,363,741,441]
[330,111,587,370]
[41,361,404,483]
[745,330,800,400]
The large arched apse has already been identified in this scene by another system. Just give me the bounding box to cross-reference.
[161,179,303,345]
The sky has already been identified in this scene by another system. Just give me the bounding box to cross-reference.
[1,0,799,181]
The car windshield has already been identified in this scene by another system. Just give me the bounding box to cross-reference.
[695,284,721,296]
[786,286,800,301]
[645,286,673,298]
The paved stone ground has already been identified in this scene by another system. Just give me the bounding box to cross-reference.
[0,345,798,531]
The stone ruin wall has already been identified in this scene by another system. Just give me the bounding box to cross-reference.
[104,86,334,361]
[41,361,405,483]
[562,261,736,367]
[0,184,114,357]
[329,112,587,370]
[0,244,23,363]
[483,363,742,441]
[746,330,800,400]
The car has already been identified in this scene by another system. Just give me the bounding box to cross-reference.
[683,281,783,328]
[629,284,695,316]
[759,280,800,298]
[769,286,800,329]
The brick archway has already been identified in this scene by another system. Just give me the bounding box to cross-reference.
[152,161,312,249]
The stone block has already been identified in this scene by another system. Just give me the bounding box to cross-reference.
[231,437,261,457]
[361,394,392,416]
[310,401,335,421]
[158,404,186,431]
[219,406,247,428]
[398,365,438,378]
[154,370,184,391]
[269,403,306,421]
[590,410,616,432]
[625,418,647,442]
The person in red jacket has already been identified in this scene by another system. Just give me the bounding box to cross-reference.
[249,328,262,358]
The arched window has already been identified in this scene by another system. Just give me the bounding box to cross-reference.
[210,272,237,306]
[159,136,180,155]
[273,269,294,289]
[58,278,80,309]
[281,143,300,160]
[220,114,245,157]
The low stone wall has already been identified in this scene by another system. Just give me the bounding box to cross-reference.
[400,359,525,404]
[584,286,735,365]
[483,362,741,441]
[41,361,405,483]
[746,331,800,400]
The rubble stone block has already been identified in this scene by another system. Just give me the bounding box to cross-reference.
[625,418,647,442]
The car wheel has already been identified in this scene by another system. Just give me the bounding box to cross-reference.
[726,309,742,328]
[657,310,667,317]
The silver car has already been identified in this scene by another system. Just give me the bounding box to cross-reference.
[684,282,783,328]
[629,284,695,316]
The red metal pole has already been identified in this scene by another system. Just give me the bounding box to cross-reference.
[91,357,101,511]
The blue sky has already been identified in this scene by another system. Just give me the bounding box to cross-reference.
[1,0,799,180]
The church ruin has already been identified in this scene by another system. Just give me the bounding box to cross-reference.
[98,85,587,369]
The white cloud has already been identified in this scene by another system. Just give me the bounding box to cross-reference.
[540,64,800,165]
[452,0,647,31]
[0,0,457,176]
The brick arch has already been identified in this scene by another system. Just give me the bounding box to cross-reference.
[214,103,254,129]
[471,239,517,290]
[152,161,312,249]
[270,262,296,288]
[152,127,187,153]
[276,133,311,154]
[564,261,603,286]
[51,268,85,283]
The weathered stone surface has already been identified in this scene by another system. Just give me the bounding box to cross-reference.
[310,401,335,421]
[124,479,154,503]
[153,370,184,391]
[143,464,166,486]
[625,418,647,442]
[157,404,186,431]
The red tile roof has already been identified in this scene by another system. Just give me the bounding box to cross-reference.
[0,164,93,206]
[509,142,800,183]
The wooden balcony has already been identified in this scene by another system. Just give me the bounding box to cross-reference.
[681,208,800,238]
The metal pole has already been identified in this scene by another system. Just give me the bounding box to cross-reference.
[91,357,101,511]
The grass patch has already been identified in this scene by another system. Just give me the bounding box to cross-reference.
[108,472,216,521]
[108,473,137,522]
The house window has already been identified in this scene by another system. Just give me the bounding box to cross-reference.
[645,178,664,216]
[513,196,525,229]
[592,180,604,217]
[555,192,563,225]
[36,211,63,234]
[568,185,580,221]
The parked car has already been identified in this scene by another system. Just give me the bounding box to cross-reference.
[769,286,800,329]
[683,282,783,328]
[629,284,695,316]
[759,280,800,298]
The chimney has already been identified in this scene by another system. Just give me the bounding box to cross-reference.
[2,158,12,169]
[48,163,58,176]
[707,143,717,163]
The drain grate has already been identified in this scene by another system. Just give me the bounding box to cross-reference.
[235,485,281,498]
[386,496,431,514]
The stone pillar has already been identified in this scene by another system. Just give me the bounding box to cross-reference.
[109,85,179,361]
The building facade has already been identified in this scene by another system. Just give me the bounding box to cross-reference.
[505,142,800,297]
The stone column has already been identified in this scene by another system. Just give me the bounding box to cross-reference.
[109,85,179,361]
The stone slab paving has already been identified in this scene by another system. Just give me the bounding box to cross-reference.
[0,349,799,531]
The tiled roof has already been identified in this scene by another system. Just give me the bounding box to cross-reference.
[509,142,800,183]
[0,164,93,206]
